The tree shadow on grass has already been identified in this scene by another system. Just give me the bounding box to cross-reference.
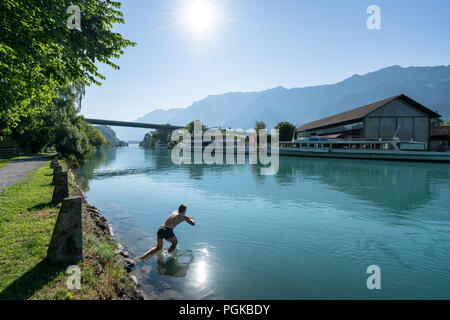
[0,259,65,300]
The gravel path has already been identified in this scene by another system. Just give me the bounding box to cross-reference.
[0,155,55,193]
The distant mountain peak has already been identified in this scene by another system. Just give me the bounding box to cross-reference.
[115,64,450,140]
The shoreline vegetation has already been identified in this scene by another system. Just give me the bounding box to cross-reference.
[1,0,135,169]
[0,157,145,300]
[138,120,297,149]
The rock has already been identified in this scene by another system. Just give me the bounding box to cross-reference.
[124,258,136,272]
[121,285,146,300]
[140,265,152,275]
[86,204,98,211]
[46,196,83,266]
[144,290,159,300]
[50,159,59,169]
[132,288,147,300]
[108,224,114,237]
[113,247,129,258]
[51,165,62,185]
[159,290,183,300]
[140,284,155,293]
[129,274,139,286]
[51,171,69,205]
[120,250,130,258]
[94,215,109,232]
[90,211,99,219]
[156,280,171,291]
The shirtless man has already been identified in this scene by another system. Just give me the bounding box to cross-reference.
[140,204,195,260]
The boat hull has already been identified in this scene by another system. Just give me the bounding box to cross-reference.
[279,147,450,163]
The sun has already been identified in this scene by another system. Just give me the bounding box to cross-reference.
[186,0,216,33]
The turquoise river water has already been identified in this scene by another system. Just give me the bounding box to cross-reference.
[75,145,450,299]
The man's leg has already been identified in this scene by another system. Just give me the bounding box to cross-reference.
[167,236,178,253]
[140,238,163,260]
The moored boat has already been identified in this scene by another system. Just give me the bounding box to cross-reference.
[280,137,450,162]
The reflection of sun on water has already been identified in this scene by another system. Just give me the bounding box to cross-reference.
[194,259,208,285]
[201,247,209,256]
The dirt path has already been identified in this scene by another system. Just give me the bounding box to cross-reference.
[0,155,56,193]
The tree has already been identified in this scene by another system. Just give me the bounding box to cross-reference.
[50,84,96,167]
[445,118,450,126]
[431,117,444,126]
[0,0,136,134]
[275,121,296,141]
[85,125,107,149]
[156,124,173,144]
[11,83,101,167]
[139,132,158,148]
[254,121,267,131]
[185,121,207,134]
[94,125,127,147]
[139,124,173,148]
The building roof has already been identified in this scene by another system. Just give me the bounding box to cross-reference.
[297,94,441,132]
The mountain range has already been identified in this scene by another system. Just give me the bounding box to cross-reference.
[114,65,450,141]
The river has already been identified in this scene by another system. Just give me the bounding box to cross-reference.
[75,145,450,299]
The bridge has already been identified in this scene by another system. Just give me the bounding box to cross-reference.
[85,118,184,130]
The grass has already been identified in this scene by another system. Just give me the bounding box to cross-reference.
[0,160,133,300]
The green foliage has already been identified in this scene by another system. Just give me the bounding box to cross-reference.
[85,126,107,149]
[0,0,136,134]
[140,124,173,148]
[254,121,268,145]
[255,121,267,131]
[431,117,450,126]
[11,83,98,167]
[275,121,296,141]
[185,121,207,134]
[85,234,115,265]
[53,118,94,168]
[431,117,445,126]
[139,132,157,148]
[94,125,127,147]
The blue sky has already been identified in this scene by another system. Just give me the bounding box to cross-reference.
[82,0,450,121]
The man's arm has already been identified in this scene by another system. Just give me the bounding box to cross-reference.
[184,215,195,226]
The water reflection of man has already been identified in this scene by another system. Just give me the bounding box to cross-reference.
[156,252,193,278]
[140,204,195,260]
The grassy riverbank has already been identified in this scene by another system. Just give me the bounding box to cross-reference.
[0,160,135,300]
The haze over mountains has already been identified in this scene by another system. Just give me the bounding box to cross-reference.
[114,65,450,141]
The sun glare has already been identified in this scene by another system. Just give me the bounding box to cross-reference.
[186,1,216,33]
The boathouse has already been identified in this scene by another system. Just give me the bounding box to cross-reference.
[430,126,450,151]
[296,94,441,148]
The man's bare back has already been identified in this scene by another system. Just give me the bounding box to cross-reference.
[163,210,195,229]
